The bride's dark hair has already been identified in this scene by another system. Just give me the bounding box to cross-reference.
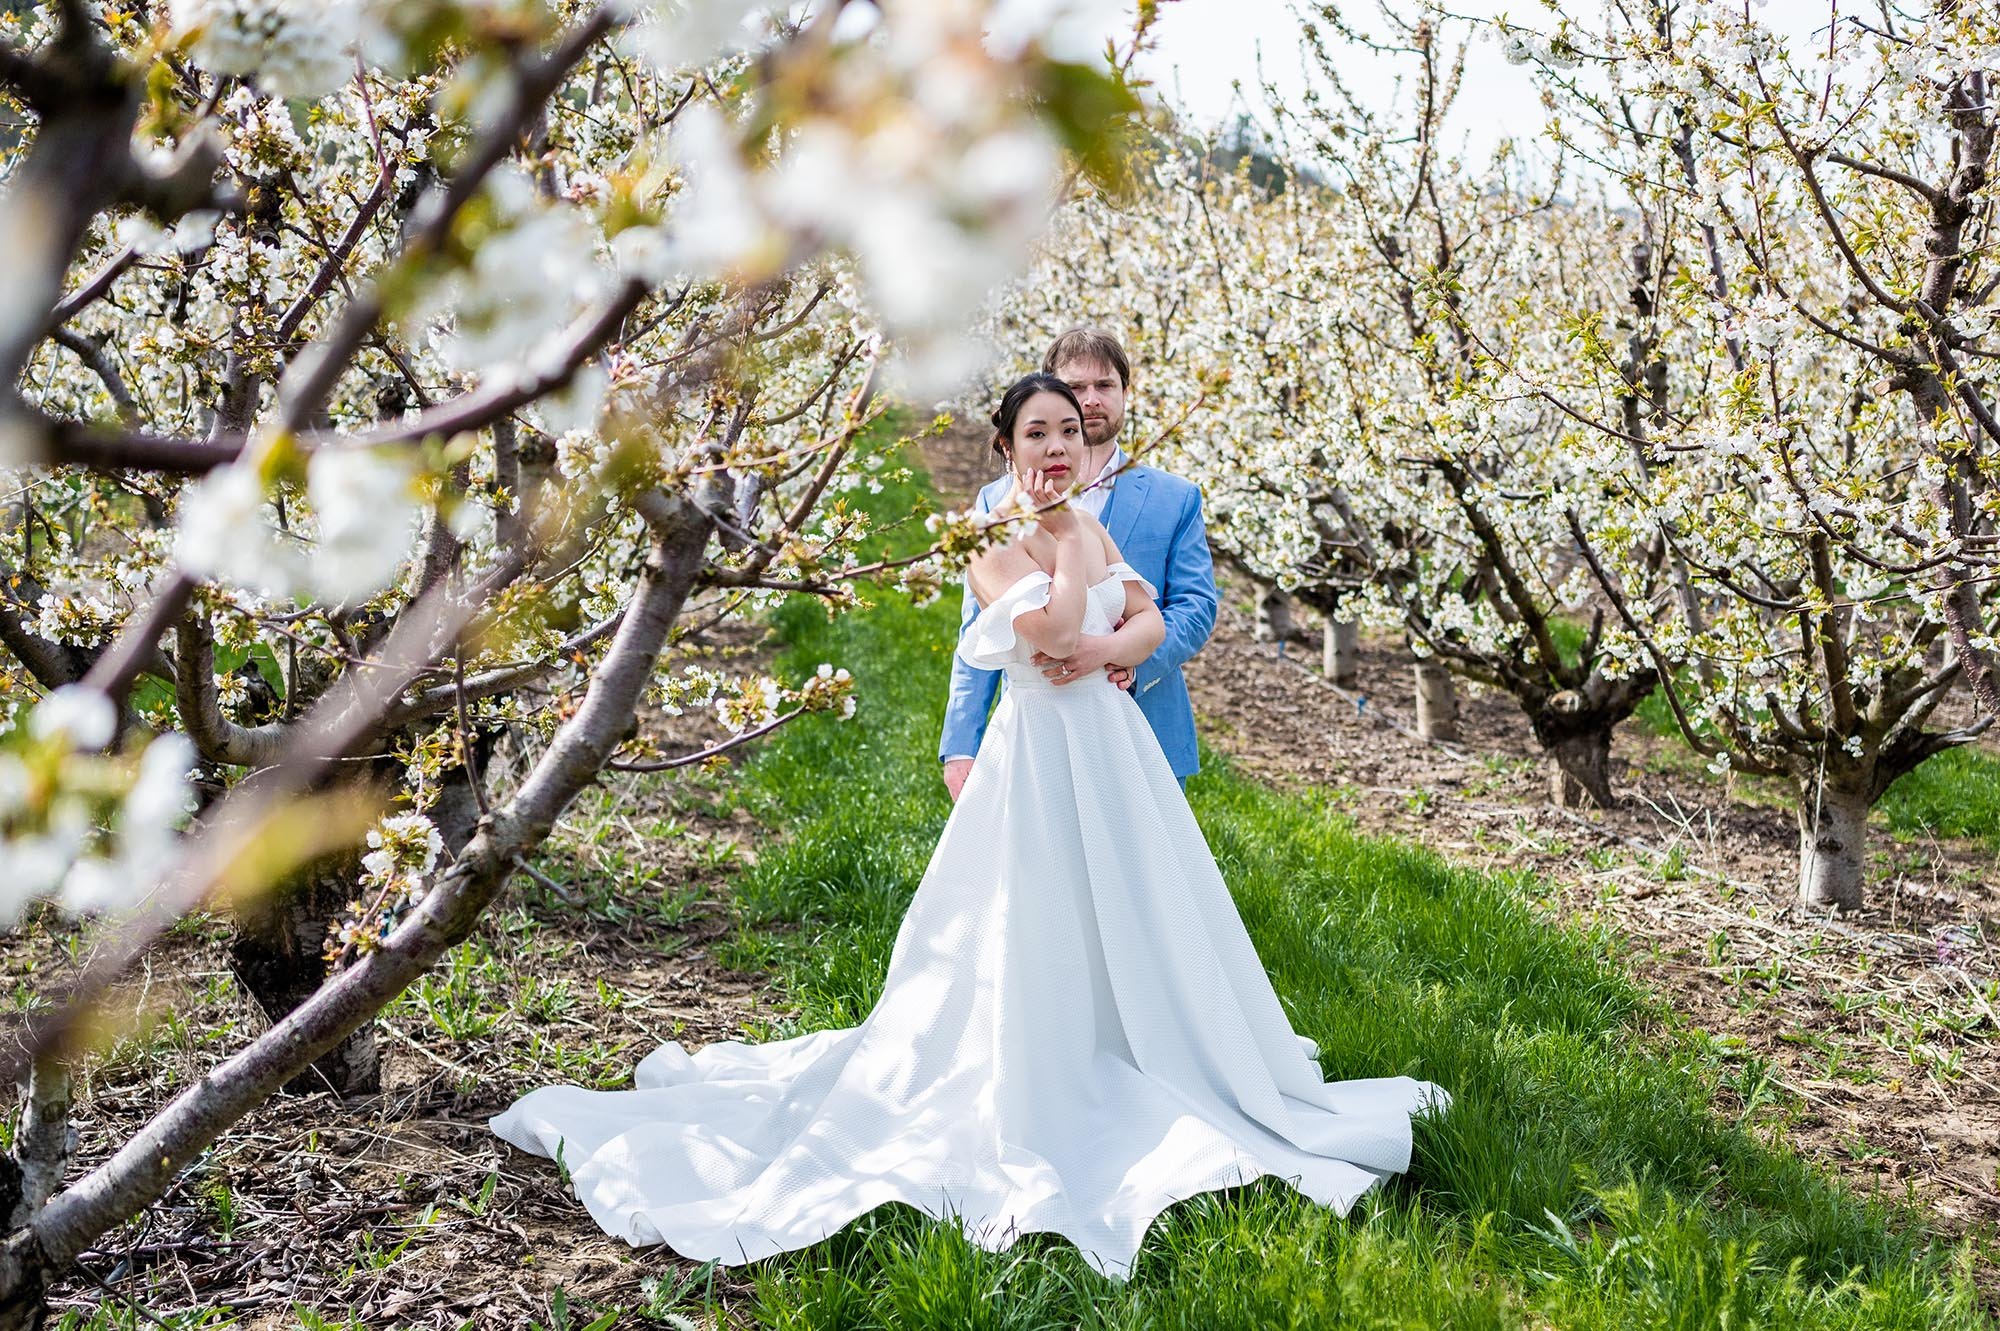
[990,373,1085,462]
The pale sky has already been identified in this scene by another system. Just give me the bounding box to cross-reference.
[1111,1,1854,166]
[1132,0,1542,162]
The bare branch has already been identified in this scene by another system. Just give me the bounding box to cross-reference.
[606,704,806,772]
[173,611,292,768]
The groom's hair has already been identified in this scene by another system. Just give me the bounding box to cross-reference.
[1042,327,1131,389]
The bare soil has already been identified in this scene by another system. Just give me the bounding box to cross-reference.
[23,598,787,1327]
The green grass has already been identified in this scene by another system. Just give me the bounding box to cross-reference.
[691,451,1990,1327]
[1878,743,2000,853]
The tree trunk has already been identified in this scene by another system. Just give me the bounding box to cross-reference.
[226,746,492,1097]
[1323,617,1358,687]
[7,1058,73,1230]
[1797,783,1869,912]
[1254,586,1293,656]
[1414,662,1458,741]
[228,858,381,1096]
[0,1230,45,1331]
[1545,726,1614,809]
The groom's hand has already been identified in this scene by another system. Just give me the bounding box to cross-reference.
[1033,635,1119,687]
[942,758,974,802]
[1102,618,1134,690]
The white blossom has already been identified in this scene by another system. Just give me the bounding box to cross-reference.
[29,686,118,750]
[305,446,420,603]
[170,0,360,100]
[176,463,296,595]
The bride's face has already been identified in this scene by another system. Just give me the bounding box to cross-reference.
[1007,391,1084,484]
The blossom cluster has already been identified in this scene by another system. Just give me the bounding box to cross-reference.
[606,0,1072,394]
[710,661,857,736]
[324,811,445,961]
[0,687,198,925]
[175,441,423,605]
[170,0,360,101]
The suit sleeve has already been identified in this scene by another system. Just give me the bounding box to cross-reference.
[938,491,1003,765]
[1147,486,1219,675]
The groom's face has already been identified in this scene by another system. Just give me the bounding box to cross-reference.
[1055,357,1127,449]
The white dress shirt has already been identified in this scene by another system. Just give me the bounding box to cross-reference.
[944,447,1126,765]
[1071,445,1124,521]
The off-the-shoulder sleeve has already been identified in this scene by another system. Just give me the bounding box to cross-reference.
[1104,561,1160,602]
[956,571,1053,669]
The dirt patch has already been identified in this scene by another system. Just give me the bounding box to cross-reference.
[1190,569,2000,1231]
[922,420,1005,509]
[20,598,790,1327]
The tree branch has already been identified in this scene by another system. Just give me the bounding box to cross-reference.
[173,612,292,768]
[27,497,712,1274]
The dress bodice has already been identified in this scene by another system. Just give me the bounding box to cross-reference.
[957,564,1158,687]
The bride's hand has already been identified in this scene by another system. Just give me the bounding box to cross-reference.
[1014,467,1078,537]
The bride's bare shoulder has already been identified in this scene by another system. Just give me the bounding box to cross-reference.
[968,542,1044,609]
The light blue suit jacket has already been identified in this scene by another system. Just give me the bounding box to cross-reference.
[938,464,1218,779]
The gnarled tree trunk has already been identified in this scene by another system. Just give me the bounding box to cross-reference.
[1254,585,1294,656]
[1413,661,1458,740]
[0,1230,44,1331]
[1528,689,1620,809]
[1323,617,1358,687]
[226,743,493,1096]
[1543,726,1614,810]
[1797,780,1869,912]
[229,855,384,1096]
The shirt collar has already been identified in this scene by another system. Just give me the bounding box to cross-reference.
[1090,445,1126,491]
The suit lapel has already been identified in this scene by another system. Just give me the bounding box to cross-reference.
[1103,467,1152,553]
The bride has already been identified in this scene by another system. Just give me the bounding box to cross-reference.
[489,373,1448,1278]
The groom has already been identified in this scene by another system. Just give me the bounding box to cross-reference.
[939,327,1219,799]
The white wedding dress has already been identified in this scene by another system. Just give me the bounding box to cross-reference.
[490,564,1447,1278]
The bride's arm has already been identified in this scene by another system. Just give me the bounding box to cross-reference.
[1006,528,1092,658]
[967,492,1093,658]
[1089,523,1164,667]
[1098,584,1165,667]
